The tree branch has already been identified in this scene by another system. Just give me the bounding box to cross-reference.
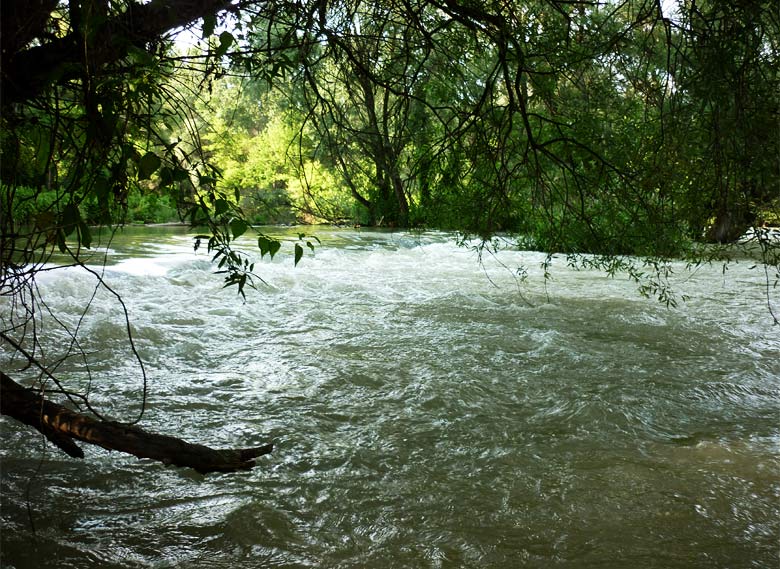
[0,372,273,474]
[1,0,240,106]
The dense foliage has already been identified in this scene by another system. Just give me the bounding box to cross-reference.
[1,0,778,383]
[3,1,778,248]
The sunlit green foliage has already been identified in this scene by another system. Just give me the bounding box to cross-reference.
[1,0,778,300]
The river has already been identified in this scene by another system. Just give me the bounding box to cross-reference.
[1,226,778,568]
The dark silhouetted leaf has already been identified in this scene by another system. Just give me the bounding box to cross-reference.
[202,14,216,38]
[78,219,92,249]
[258,235,281,259]
[138,152,161,180]
[214,198,229,216]
[62,203,80,237]
[230,218,248,240]
[216,31,234,58]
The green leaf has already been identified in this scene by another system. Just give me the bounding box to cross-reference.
[258,235,281,259]
[93,176,111,222]
[138,152,161,180]
[230,218,248,239]
[172,167,190,182]
[57,229,67,253]
[61,203,80,237]
[78,219,92,249]
[214,198,229,216]
[198,174,217,186]
[257,235,270,257]
[159,166,173,186]
[127,45,154,67]
[216,31,234,58]
[202,14,216,38]
[294,243,303,266]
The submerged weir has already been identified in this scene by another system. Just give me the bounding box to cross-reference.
[1,227,778,568]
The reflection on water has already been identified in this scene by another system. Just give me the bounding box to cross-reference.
[2,227,779,568]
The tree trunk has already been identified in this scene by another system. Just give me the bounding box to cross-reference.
[704,203,752,244]
[0,372,272,474]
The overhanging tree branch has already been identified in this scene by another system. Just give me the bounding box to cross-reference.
[1,0,240,106]
[1,372,273,474]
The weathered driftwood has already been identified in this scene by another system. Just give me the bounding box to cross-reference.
[0,372,272,474]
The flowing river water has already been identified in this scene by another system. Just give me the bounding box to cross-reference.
[1,226,778,568]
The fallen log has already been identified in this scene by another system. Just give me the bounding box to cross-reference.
[0,372,272,474]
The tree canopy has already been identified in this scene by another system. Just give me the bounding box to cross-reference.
[1,0,778,470]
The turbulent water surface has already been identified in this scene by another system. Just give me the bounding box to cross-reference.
[1,226,779,568]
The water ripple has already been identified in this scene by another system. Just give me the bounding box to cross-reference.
[2,228,778,568]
